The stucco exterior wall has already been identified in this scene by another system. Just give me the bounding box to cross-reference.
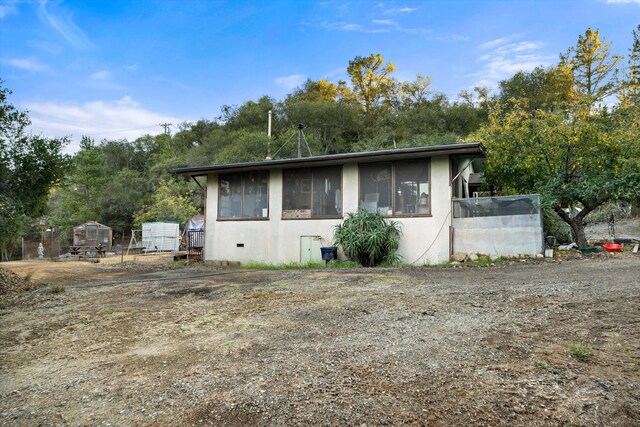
[204,156,454,265]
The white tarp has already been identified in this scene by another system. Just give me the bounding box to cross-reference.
[185,214,205,231]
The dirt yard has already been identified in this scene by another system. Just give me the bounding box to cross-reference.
[1,254,639,426]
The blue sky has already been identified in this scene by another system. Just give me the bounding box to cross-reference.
[1,0,639,152]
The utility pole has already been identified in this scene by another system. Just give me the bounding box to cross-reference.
[159,123,173,135]
[266,110,272,160]
[297,123,304,158]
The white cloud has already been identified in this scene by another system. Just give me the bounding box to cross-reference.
[37,0,94,50]
[478,37,511,50]
[4,57,48,72]
[275,74,306,90]
[91,70,111,80]
[320,20,389,33]
[23,97,186,153]
[372,19,397,26]
[384,7,418,14]
[116,96,139,107]
[0,0,19,19]
[470,36,554,89]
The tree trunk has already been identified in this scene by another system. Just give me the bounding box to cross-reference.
[553,205,589,247]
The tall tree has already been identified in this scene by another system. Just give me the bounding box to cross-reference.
[134,179,200,227]
[347,54,396,113]
[497,65,574,112]
[561,28,622,111]
[620,24,640,107]
[0,82,69,259]
[478,104,640,247]
[54,137,108,227]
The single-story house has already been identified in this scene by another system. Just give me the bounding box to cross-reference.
[175,142,543,265]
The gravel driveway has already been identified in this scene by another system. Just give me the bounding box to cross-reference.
[1,255,639,426]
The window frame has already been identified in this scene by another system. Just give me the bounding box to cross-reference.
[281,165,343,220]
[217,171,270,221]
[358,158,431,218]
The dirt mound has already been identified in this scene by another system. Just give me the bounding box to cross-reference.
[0,268,41,304]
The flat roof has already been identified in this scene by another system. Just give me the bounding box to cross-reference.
[174,142,484,177]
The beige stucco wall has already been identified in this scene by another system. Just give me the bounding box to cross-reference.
[204,156,453,265]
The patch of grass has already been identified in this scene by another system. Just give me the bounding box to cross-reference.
[163,260,189,270]
[466,255,501,267]
[241,260,373,270]
[570,343,594,362]
[0,308,12,316]
[243,290,274,299]
[421,255,507,268]
[24,271,34,282]
[48,284,65,294]
[97,307,113,315]
[534,359,551,370]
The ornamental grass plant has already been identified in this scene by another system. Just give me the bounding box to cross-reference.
[333,209,402,267]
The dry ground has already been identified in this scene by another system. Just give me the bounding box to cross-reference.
[1,252,639,426]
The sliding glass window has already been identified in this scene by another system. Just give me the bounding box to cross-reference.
[218,172,269,219]
[359,159,430,216]
[282,166,342,219]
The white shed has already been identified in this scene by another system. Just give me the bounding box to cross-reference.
[141,222,180,252]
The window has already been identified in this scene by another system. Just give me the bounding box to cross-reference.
[282,166,342,219]
[219,172,268,219]
[359,159,430,216]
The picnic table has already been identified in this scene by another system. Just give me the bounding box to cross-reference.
[70,245,106,257]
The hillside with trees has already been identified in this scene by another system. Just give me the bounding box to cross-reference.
[1,26,639,258]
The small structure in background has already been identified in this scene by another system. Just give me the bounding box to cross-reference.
[142,222,180,253]
[184,215,205,261]
[71,221,112,256]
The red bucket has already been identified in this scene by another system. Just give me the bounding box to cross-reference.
[603,243,622,253]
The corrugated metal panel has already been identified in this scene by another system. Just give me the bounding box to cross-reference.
[141,222,180,252]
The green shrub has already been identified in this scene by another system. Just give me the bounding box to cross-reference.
[333,209,402,267]
[569,343,593,362]
[543,208,572,244]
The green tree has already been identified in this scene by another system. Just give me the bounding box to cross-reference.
[477,104,640,247]
[135,179,199,227]
[222,96,280,133]
[620,24,640,107]
[100,168,148,232]
[497,65,574,112]
[0,82,69,259]
[52,137,108,228]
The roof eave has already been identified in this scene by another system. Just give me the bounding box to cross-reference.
[174,142,485,177]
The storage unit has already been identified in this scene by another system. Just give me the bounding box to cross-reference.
[141,222,180,252]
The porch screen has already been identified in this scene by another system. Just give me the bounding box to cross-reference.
[359,159,430,216]
[218,172,268,219]
[282,166,342,219]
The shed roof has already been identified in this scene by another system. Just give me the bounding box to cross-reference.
[174,142,484,177]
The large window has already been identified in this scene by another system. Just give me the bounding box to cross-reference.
[359,159,430,216]
[282,166,342,219]
[219,172,269,219]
